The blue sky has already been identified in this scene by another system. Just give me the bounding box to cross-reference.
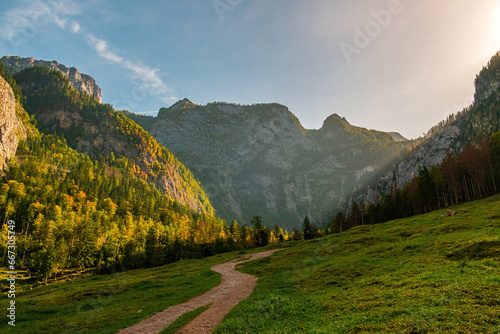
[1,0,499,139]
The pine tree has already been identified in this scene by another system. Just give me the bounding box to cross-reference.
[490,132,500,190]
[302,216,313,240]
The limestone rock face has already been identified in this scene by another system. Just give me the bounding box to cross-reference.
[0,76,26,170]
[1,56,102,103]
[360,116,468,203]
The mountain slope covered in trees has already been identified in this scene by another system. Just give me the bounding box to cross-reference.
[13,66,213,215]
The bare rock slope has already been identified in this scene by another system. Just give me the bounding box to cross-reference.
[0,76,25,170]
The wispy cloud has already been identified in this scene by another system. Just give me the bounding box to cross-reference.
[0,0,79,40]
[1,0,176,105]
[86,34,176,103]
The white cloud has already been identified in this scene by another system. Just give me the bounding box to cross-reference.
[0,0,79,40]
[86,34,123,63]
[0,0,176,105]
[86,34,175,103]
[70,21,80,33]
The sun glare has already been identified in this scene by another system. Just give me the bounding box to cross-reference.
[494,5,500,47]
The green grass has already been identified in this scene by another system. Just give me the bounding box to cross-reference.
[0,249,267,334]
[214,194,500,333]
[159,304,210,334]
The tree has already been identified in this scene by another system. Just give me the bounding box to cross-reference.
[490,132,500,190]
[416,166,437,213]
[273,224,285,243]
[302,216,313,240]
[251,215,269,247]
[145,223,164,267]
[332,212,346,233]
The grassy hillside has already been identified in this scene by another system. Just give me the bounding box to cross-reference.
[215,194,500,333]
[2,194,499,333]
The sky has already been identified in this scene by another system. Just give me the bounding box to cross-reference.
[0,0,499,139]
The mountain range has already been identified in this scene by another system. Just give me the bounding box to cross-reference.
[126,100,409,229]
[1,52,499,229]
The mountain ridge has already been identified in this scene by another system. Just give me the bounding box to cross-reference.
[1,56,102,103]
[356,51,500,205]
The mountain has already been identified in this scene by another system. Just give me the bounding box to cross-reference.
[1,56,102,103]
[0,75,26,170]
[125,100,408,229]
[12,65,214,215]
[358,51,500,203]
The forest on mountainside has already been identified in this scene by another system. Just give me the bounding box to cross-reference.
[13,66,214,216]
[335,132,500,232]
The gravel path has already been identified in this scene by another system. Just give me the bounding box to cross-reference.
[117,249,283,334]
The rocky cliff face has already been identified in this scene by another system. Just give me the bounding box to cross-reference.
[0,76,26,170]
[138,100,407,229]
[1,56,102,103]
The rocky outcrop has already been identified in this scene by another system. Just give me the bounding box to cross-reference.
[143,100,407,229]
[1,56,102,103]
[357,113,469,203]
[0,76,26,170]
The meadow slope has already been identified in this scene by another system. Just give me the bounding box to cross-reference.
[215,194,500,333]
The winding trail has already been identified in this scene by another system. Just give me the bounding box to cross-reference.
[117,249,283,334]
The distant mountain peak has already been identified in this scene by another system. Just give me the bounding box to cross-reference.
[387,132,408,142]
[169,98,199,110]
[320,113,350,132]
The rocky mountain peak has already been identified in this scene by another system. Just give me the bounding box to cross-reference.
[319,113,350,133]
[169,98,199,110]
[1,56,102,103]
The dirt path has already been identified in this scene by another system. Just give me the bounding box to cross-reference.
[117,249,283,334]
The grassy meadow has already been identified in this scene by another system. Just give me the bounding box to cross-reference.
[1,194,500,333]
[215,194,500,333]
